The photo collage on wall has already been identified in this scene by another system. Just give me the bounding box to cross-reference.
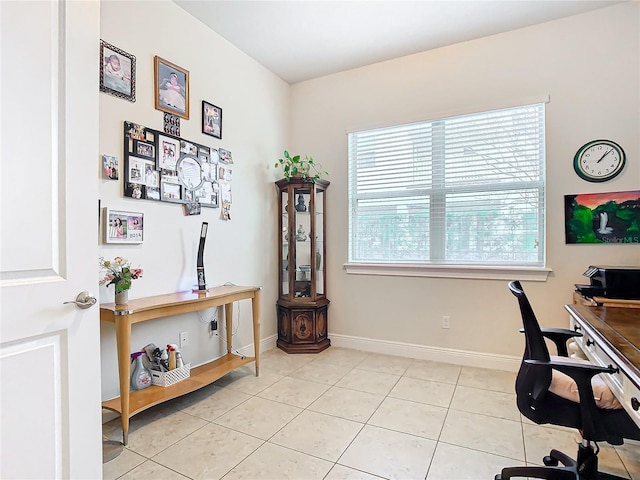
[123,121,233,211]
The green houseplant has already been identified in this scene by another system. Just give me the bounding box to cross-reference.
[274,150,327,182]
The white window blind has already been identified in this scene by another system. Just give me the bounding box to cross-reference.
[348,103,546,267]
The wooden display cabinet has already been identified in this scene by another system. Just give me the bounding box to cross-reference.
[276,177,330,353]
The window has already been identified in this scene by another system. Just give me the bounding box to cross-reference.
[347,103,546,271]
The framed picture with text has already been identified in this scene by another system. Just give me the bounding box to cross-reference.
[104,208,144,244]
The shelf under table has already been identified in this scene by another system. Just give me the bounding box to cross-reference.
[102,353,255,417]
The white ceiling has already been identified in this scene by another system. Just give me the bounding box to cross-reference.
[174,0,625,84]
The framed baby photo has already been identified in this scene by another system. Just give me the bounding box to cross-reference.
[202,101,222,139]
[99,40,136,102]
[154,56,189,119]
[104,208,144,244]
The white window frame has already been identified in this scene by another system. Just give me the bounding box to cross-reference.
[344,100,551,281]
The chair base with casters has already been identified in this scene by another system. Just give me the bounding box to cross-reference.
[496,442,627,479]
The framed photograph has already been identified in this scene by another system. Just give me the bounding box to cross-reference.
[219,147,233,164]
[218,165,233,182]
[163,113,180,136]
[145,167,159,189]
[127,156,147,184]
[184,203,201,216]
[102,155,119,180]
[154,56,189,119]
[124,182,144,200]
[136,142,155,159]
[125,121,145,140]
[104,208,144,244]
[145,187,160,201]
[202,101,222,139]
[100,40,136,102]
[157,134,180,170]
[160,179,184,203]
[194,181,219,208]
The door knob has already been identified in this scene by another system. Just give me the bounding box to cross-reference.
[63,291,97,309]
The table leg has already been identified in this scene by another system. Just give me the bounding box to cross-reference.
[252,288,261,376]
[225,302,233,355]
[114,316,131,446]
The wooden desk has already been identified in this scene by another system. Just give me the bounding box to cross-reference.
[565,304,640,428]
[100,285,261,445]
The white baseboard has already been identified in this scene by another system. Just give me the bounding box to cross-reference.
[245,332,519,371]
[235,334,277,356]
[328,333,520,372]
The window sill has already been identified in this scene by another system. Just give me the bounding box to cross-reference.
[343,262,552,281]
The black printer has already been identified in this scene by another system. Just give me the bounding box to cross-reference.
[575,265,640,300]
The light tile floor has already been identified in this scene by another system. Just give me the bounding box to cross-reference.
[103,347,640,480]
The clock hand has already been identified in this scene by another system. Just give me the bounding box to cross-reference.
[596,148,613,163]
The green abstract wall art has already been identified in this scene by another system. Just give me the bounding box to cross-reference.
[564,190,640,244]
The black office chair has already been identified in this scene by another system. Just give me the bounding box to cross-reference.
[496,280,640,480]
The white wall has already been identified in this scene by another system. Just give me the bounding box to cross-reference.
[290,3,640,360]
[99,0,290,400]
[99,3,639,401]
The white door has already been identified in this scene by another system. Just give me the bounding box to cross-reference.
[0,1,102,478]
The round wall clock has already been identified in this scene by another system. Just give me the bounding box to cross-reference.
[573,139,625,182]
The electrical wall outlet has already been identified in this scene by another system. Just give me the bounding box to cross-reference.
[442,316,450,329]
[179,331,189,347]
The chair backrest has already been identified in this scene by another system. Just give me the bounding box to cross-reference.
[508,280,550,363]
[509,280,554,417]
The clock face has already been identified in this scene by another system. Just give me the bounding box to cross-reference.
[573,139,625,182]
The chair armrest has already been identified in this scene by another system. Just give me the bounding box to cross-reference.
[519,327,582,357]
[526,358,616,376]
[525,359,618,441]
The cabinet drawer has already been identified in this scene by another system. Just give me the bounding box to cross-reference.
[624,380,640,427]
[567,317,624,395]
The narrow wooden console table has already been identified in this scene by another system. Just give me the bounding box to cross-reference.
[100,285,261,445]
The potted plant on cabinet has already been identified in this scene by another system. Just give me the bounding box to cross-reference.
[274,150,327,182]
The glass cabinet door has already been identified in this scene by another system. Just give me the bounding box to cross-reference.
[277,178,329,303]
[280,187,290,298]
[314,186,325,296]
[293,186,311,298]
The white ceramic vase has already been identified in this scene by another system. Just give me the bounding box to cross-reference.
[115,290,128,305]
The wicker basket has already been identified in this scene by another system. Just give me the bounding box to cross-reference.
[150,363,190,387]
